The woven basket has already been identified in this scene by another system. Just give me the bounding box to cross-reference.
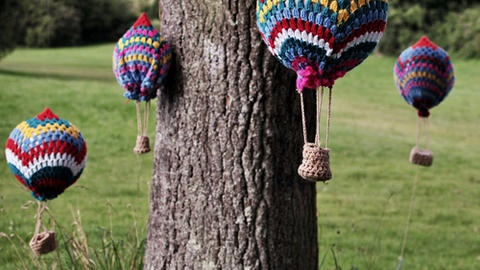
[30,231,57,256]
[409,147,433,167]
[133,135,151,154]
[298,143,332,182]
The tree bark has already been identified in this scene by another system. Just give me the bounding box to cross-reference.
[144,1,318,269]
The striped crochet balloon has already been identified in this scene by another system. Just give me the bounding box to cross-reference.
[256,0,389,90]
[5,108,87,201]
[113,13,172,101]
[394,36,455,117]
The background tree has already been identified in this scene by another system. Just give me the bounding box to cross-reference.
[0,0,23,59]
[144,1,319,269]
[379,0,480,57]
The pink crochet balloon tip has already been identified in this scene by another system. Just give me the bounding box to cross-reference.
[296,66,321,92]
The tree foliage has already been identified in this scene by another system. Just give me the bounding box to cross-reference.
[0,0,23,59]
[379,1,480,58]
[23,0,81,47]
[1,0,137,48]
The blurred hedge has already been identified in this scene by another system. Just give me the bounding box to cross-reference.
[379,1,480,58]
[24,0,81,47]
[0,0,22,58]
[3,0,140,48]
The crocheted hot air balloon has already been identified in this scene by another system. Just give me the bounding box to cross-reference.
[5,108,87,255]
[113,13,172,154]
[256,0,389,181]
[394,36,455,166]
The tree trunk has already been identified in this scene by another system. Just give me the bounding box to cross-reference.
[144,1,318,269]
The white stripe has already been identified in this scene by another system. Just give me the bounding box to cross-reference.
[272,30,384,59]
[5,149,86,179]
[332,31,384,58]
[273,29,333,57]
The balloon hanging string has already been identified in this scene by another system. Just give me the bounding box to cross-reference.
[136,101,151,137]
[315,87,325,146]
[33,201,48,237]
[415,117,430,150]
[415,117,422,148]
[136,101,142,137]
[299,87,332,147]
[143,101,150,136]
[325,87,333,149]
[300,91,308,144]
[425,118,430,151]
[396,166,420,270]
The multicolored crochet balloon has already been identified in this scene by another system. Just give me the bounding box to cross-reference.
[113,13,172,154]
[394,36,454,167]
[256,0,389,90]
[256,0,389,182]
[394,36,455,118]
[5,108,87,201]
[113,12,172,101]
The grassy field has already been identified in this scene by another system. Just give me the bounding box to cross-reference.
[0,44,479,269]
[0,44,153,269]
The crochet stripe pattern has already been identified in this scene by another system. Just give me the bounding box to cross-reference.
[256,0,389,90]
[113,13,172,101]
[394,36,455,117]
[5,108,87,201]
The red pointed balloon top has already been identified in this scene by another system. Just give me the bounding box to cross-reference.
[133,12,152,28]
[412,36,438,50]
[37,107,60,121]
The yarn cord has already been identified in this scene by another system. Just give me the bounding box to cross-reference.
[396,166,420,270]
[315,87,325,146]
[425,118,430,151]
[33,201,48,237]
[143,101,150,136]
[325,87,333,149]
[136,101,142,137]
[416,117,430,150]
[300,91,308,144]
[416,117,422,148]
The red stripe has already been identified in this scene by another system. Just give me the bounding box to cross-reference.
[268,18,386,54]
[6,138,87,166]
[14,175,26,187]
[397,55,447,70]
[29,178,68,198]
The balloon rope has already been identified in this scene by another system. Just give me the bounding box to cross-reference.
[416,117,422,148]
[315,87,325,147]
[144,101,150,136]
[397,166,420,270]
[325,87,333,149]
[425,118,430,151]
[33,201,48,236]
[136,101,142,137]
[300,91,308,144]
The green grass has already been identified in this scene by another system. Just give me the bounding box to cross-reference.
[1,45,480,269]
[0,44,153,269]
[318,54,480,269]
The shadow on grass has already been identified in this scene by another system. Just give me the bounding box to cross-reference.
[0,68,114,83]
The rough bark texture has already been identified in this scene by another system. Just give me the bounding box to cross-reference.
[144,1,318,269]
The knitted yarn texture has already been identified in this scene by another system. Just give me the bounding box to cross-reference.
[394,36,455,117]
[256,0,389,90]
[5,108,87,201]
[113,13,172,101]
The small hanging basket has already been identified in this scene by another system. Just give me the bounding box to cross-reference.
[133,135,151,154]
[409,147,433,167]
[298,143,332,182]
[30,202,56,256]
[297,87,334,182]
[30,231,57,256]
